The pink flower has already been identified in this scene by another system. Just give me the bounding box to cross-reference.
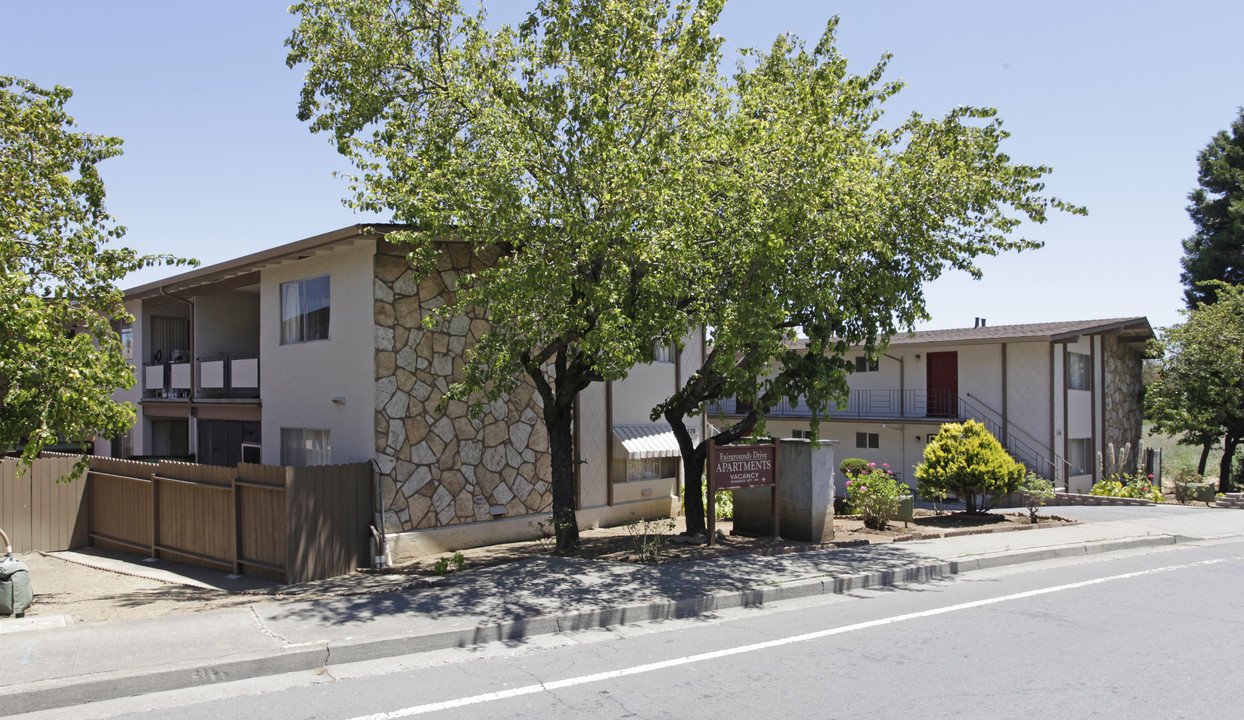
[1148,474,1154,479]
[882,463,890,468]
[867,462,876,469]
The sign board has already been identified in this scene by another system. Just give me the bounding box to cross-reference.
[707,438,780,544]
[712,445,777,489]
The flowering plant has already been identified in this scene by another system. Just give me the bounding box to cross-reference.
[846,462,910,530]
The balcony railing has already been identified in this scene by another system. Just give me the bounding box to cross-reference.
[143,361,193,399]
[196,356,260,399]
[711,390,959,420]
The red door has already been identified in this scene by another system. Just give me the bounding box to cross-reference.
[926,351,958,417]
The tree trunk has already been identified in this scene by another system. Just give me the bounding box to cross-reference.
[1218,435,1240,494]
[681,444,708,536]
[543,398,581,553]
[1198,441,1212,476]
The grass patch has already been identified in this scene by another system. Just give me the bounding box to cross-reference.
[1144,421,1223,480]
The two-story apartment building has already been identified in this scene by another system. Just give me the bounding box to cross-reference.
[99,225,705,558]
[713,318,1153,495]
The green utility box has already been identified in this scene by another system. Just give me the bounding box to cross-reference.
[1,557,33,618]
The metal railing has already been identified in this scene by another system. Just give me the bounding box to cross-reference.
[711,389,958,420]
[196,355,261,399]
[142,361,193,399]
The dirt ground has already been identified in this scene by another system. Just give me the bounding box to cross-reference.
[10,510,1073,626]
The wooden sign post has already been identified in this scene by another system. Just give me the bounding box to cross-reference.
[707,438,780,545]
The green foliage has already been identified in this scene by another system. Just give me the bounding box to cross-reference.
[1090,478,1163,503]
[287,0,1082,546]
[1020,473,1054,523]
[845,462,908,530]
[839,458,871,478]
[530,515,574,552]
[1146,282,1244,492]
[1180,108,1244,309]
[625,517,675,563]
[1173,469,1214,505]
[0,77,192,471]
[914,419,1025,514]
[432,551,468,575]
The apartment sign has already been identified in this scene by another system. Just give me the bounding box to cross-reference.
[712,445,776,489]
[707,438,780,545]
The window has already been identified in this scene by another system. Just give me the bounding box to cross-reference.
[854,356,879,373]
[653,343,673,363]
[281,428,331,467]
[856,432,879,449]
[1068,438,1093,476]
[1068,352,1091,391]
[792,429,813,440]
[624,456,678,482]
[281,275,330,344]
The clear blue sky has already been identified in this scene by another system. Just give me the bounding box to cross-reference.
[4,0,1242,332]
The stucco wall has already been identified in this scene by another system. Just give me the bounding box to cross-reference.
[260,239,376,465]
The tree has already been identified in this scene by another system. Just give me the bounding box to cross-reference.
[914,419,1026,514]
[286,0,1079,549]
[289,0,730,551]
[652,26,1080,535]
[1146,282,1244,492]
[0,77,190,470]
[1180,108,1244,309]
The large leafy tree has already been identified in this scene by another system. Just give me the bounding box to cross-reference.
[1180,108,1244,308]
[286,0,1078,549]
[1146,282,1244,492]
[288,0,727,551]
[653,27,1080,535]
[1,77,190,469]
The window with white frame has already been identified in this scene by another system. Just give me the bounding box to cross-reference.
[1068,352,1091,391]
[856,432,879,449]
[280,275,330,344]
[854,356,879,372]
[792,429,813,439]
[281,428,331,467]
[1068,438,1093,475]
[652,343,673,363]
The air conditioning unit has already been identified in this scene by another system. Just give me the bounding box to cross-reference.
[241,442,262,464]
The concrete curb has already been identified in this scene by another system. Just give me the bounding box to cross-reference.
[0,532,1197,716]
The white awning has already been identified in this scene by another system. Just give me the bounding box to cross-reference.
[611,423,698,459]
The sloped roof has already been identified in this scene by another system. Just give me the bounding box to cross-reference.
[124,223,413,302]
[784,317,1154,353]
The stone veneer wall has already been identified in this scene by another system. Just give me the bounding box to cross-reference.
[1102,334,1144,471]
[373,240,552,535]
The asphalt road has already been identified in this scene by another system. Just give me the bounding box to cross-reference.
[27,533,1244,720]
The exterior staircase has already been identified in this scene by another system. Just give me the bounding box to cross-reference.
[1215,492,1244,509]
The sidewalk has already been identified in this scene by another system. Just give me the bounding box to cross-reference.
[2,505,1242,716]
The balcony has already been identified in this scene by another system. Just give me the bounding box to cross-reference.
[143,361,193,400]
[196,355,260,400]
[711,389,960,421]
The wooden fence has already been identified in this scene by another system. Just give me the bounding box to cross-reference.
[2,454,373,583]
[0,453,89,553]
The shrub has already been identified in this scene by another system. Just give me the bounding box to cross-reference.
[914,419,1025,514]
[682,483,733,520]
[846,462,909,530]
[432,551,467,575]
[626,517,675,562]
[1173,469,1214,505]
[1091,477,1163,503]
[840,458,870,478]
[1020,473,1055,523]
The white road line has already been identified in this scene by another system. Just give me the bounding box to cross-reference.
[349,557,1230,720]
